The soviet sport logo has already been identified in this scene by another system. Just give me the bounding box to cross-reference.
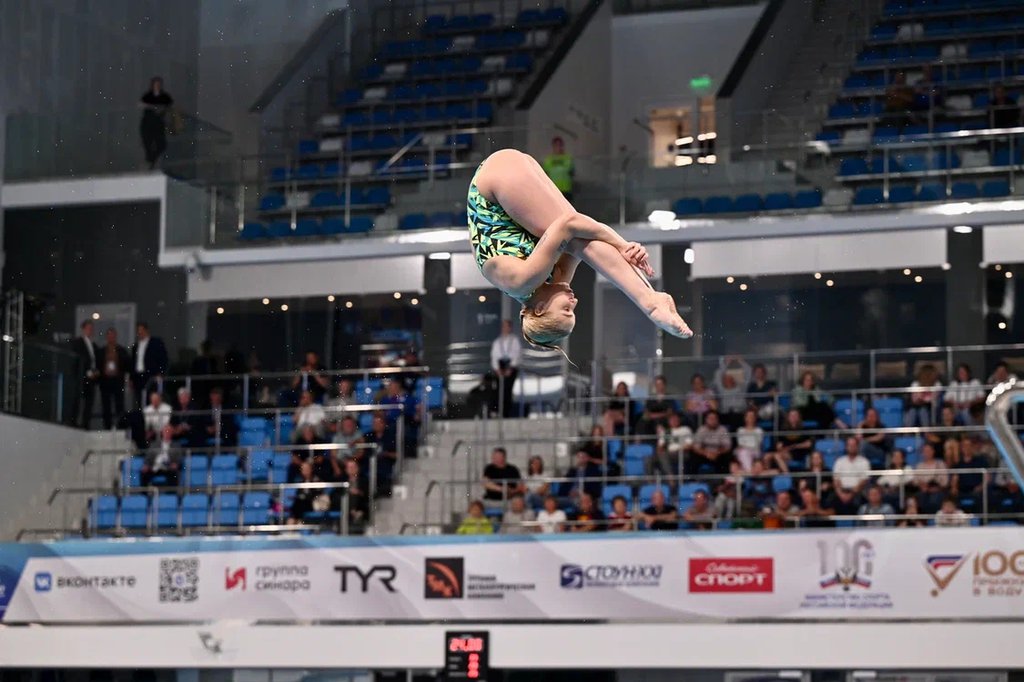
[425,557,464,599]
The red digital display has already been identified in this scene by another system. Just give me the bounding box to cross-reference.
[445,631,488,681]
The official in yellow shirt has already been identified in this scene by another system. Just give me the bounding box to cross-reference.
[541,136,574,200]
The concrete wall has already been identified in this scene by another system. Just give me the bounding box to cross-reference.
[0,414,88,541]
[610,4,765,158]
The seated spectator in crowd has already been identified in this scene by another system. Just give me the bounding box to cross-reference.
[927,405,964,450]
[204,387,238,448]
[288,351,330,405]
[536,495,567,533]
[289,424,328,483]
[943,438,961,471]
[690,410,732,474]
[603,381,632,436]
[649,411,693,476]
[682,489,717,530]
[898,496,927,527]
[913,64,944,115]
[876,449,914,498]
[558,450,603,503]
[287,461,318,525]
[761,490,799,529]
[934,496,970,527]
[579,424,608,466]
[714,477,739,520]
[682,373,718,427]
[607,495,634,531]
[914,442,948,489]
[524,456,549,509]
[294,390,327,439]
[714,356,751,429]
[945,363,985,423]
[857,407,890,464]
[798,488,833,528]
[775,409,813,467]
[500,493,536,535]
[952,436,988,499]
[746,363,778,419]
[990,84,1022,128]
[490,319,522,418]
[833,437,872,494]
[905,363,942,427]
[170,387,206,449]
[331,415,364,463]
[362,414,399,495]
[918,479,949,515]
[825,485,863,518]
[636,375,676,436]
[456,500,494,535]
[569,492,606,532]
[143,390,172,445]
[760,449,790,474]
[340,457,369,526]
[142,424,181,486]
[800,450,833,500]
[988,361,1018,385]
[734,408,765,472]
[380,379,421,457]
[328,378,358,411]
[858,486,895,527]
[743,459,776,511]
[992,475,1024,516]
[641,489,678,531]
[482,447,523,506]
[884,71,915,123]
[791,372,837,429]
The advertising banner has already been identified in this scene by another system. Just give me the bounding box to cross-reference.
[1,527,1022,623]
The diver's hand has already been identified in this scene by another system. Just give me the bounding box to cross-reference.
[619,242,654,277]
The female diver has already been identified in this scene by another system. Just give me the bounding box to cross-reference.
[468,149,693,352]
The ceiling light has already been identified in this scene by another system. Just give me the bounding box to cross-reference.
[903,268,912,276]
[684,248,695,264]
[478,295,487,303]
[428,251,451,260]
[280,304,289,311]
[995,264,1003,271]
[327,295,335,302]
[1007,271,1014,279]
[952,225,973,234]
[393,292,402,299]
[91,312,100,320]
[446,286,457,295]
[675,136,694,146]
[1,334,12,343]
[410,298,419,306]
[826,279,835,287]
[739,283,748,291]
[998,322,1007,330]
[742,144,751,151]
[345,301,353,309]
[941,262,951,271]
[674,156,693,167]
[914,275,923,283]
[216,307,225,315]
[814,272,822,279]
[262,298,270,305]
[726,276,735,284]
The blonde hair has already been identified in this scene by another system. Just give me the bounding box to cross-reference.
[520,306,575,365]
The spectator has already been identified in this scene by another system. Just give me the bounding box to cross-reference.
[825,484,862,518]
[130,322,168,410]
[734,408,765,472]
[760,449,790,474]
[523,455,550,509]
[990,84,1021,129]
[792,371,836,429]
[143,390,172,445]
[170,387,206,449]
[927,405,964,449]
[935,496,970,527]
[713,356,751,428]
[603,381,632,436]
[744,459,776,511]
[541,136,574,200]
[775,408,813,467]
[857,407,890,464]
[71,320,100,429]
[682,489,716,530]
[905,363,942,427]
[482,447,523,505]
[331,415,364,463]
[289,424,328,483]
[98,327,130,430]
[952,436,988,499]
[713,477,739,520]
[579,424,608,466]
[988,361,1018,385]
[340,457,369,526]
[205,387,238,448]
[362,414,399,495]
[501,494,536,535]
[858,486,895,527]
[914,442,949,489]
[558,450,603,502]
[379,380,420,454]
[798,488,833,528]
[139,76,174,169]
[637,375,675,436]
[490,319,522,418]
[327,378,358,413]
[898,496,927,528]
[457,500,494,535]
[945,363,985,423]
[746,363,778,419]
[536,495,567,533]
[607,495,634,531]
[640,489,678,531]
[876,449,914,495]
[288,351,330,405]
[884,71,915,124]
[691,410,732,474]
[650,411,693,476]
[833,437,872,493]
[294,390,327,439]
[569,492,606,532]
[761,490,799,529]
[682,373,718,427]
[287,461,317,525]
[800,450,833,500]
[943,438,961,470]
[141,424,181,486]
[913,64,944,117]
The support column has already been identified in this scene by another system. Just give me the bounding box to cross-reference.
[186,301,209,353]
[661,243,700,388]
[422,257,451,377]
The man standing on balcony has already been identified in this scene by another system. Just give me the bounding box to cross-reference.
[71,320,99,429]
[131,322,168,410]
[490,319,522,418]
[99,327,130,430]
[541,136,574,201]
[139,76,174,170]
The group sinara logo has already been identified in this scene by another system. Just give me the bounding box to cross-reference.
[559,563,662,590]
[159,557,199,603]
[688,558,774,593]
[224,565,311,592]
[33,571,137,593]
[925,550,1024,597]
[425,557,464,599]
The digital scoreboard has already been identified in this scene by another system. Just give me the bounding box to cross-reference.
[444,631,489,680]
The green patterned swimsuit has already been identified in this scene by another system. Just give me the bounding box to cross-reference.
[467,174,547,300]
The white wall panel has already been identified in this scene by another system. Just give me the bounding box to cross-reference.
[450,252,494,290]
[983,223,1024,264]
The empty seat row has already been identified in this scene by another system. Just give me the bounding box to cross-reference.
[259,186,391,212]
[852,179,1010,204]
[838,151,969,175]
[672,190,823,216]
[364,53,535,82]
[420,8,567,36]
[240,216,374,240]
[337,78,503,105]
[92,492,273,529]
[872,13,1024,40]
[886,0,1024,17]
[327,101,494,129]
[398,211,466,230]
[294,134,469,160]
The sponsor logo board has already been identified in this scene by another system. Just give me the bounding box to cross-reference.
[688,558,773,593]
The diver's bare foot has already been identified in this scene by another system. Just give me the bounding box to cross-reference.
[646,292,693,338]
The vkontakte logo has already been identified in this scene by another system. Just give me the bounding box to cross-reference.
[34,571,136,592]
[559,563,662,589]
[34,572,52,593]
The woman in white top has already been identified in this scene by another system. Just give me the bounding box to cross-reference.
[875,449,915,492]
[944,363,985,423]
[733,408,764,472]
[535,495,567,533]
[523,455,550,510]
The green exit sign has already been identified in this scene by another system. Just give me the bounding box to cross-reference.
[690,75,713,91]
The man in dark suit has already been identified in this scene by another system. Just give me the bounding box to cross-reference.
[130,321,168,409]
[98,327,131,429]
[71,320,100,428]
[203,387,238,448]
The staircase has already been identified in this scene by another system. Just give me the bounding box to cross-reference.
[371,415,590,535]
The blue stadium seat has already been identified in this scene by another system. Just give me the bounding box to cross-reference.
[772,475,793,493]
[348,216,374,233]
[311,191,341,208]
[266,220,292,238]
[679,482,711,501]
[889,185,917,203]
[217,492,241,526]
[834,398,864,425]
[182,494,210,527]
[297,139,319,155]
[703,196,734,213]
[994,148,1023,167]
[794,189,823,208]
[120,495,149,529]
[950,182,979,199]
[814,439,844,468]
[294,218,321,237]
[155,494,179,527]
[840,158,869,176]
[764,192,795,210]
[625,443,654,462]
[893,436,921,465]
[122,456,144,488]
[853,186,885,205]
[93,495,119,529]
[186,457,209,487]
[243,492,272,525]
[673,197,703,215]
[259,194,285,211]
[623,458,644,477]
[239,222,267,240]
[734,194,763,212]
[399,213,428,230]
[639,484,670,508]
[428,211,457,228]
[872,397,904,427]
[917,183,945,201]
[982,179,1011,198]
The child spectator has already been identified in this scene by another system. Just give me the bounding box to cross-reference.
[456,500,494,535]
[607,495,634,531]
[536,495,567,533]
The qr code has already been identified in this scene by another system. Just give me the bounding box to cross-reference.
[159,558,199,603]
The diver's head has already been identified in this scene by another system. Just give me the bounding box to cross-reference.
[521,281,577,350]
